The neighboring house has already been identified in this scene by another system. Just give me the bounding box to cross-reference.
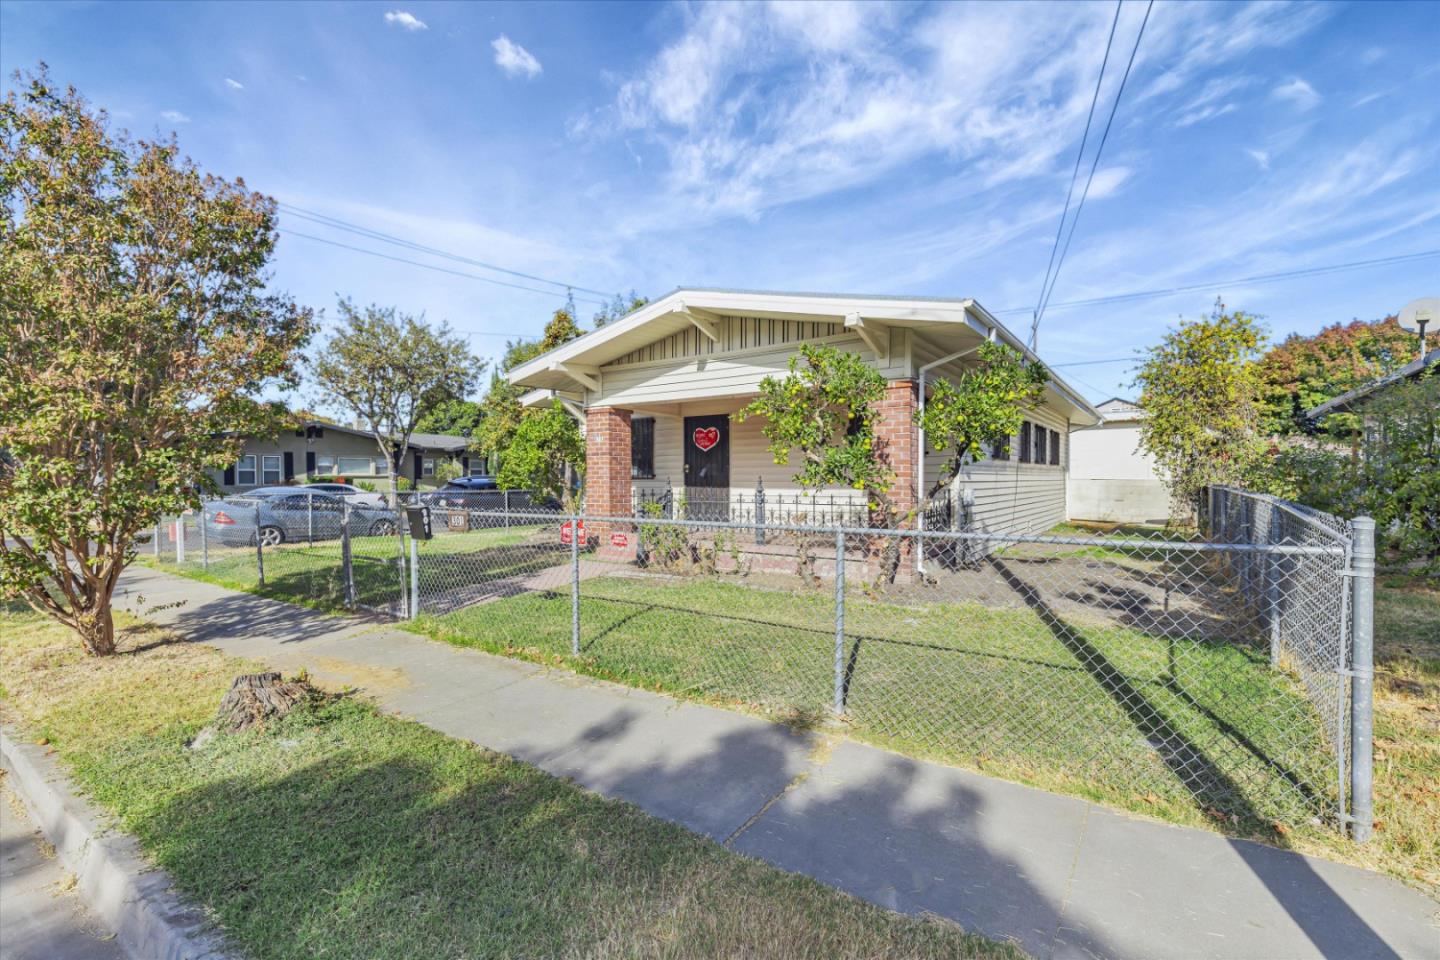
[1304,346,1440,424]
[507,288,1099,542]
[211,421,480,494]
[1066,397,1170,525]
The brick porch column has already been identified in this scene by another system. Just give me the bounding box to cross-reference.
[584,406,635,559]
[872,379,919,580]
[875,379,919,522]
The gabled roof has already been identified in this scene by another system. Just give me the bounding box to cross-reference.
[1305,347,1439,421]
[507,287,1101,423]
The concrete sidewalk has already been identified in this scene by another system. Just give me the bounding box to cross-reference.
[115,566,1438,960]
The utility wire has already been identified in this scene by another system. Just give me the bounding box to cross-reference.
[279,229,610,307]
[1052,357,1137,367]
[1031,0,1123,351]
[276,202,614,299]
[1033,0,1155,337]
[993,249,1440,317]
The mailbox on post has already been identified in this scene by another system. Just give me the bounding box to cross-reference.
[405,505,433,541]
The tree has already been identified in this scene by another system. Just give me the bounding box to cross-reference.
[495,401,584,501]
[593,290,649,328]
[415,397,484,437]
[1257,316,1416,435]
[1133,303,1266,523]
[917,341,1049,499]
[0,68,312,655]
[472,307,583,466]
[738,343,895,516]
[310,300,484,498]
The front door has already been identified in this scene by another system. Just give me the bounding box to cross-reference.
[683,415,729,520]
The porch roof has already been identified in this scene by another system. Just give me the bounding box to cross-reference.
[508,287,1100,425]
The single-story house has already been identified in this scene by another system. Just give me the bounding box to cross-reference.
[1065,397,1169,525]
[507,288,1099,546]
[210,420,483,494]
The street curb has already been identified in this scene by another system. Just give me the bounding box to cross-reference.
[0,726,230,960]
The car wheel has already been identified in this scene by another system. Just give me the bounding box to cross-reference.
[257,525,285,547]
[370,519,396,537]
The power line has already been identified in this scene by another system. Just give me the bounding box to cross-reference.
[1033,0,1155,338]
[993,249,1440,317]
[1032,0,1123,350]
[276,202,614,299]
[1052,357,1137,367]
[279,229,610,307]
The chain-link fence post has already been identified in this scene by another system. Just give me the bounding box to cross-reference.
[341,498,356,609]
[176,514,186,564]
[833,526,846,716]
[1349,516,1376,843]
[254,502,265,587]
[153,521,161,558]
[409,534,419,620]
[570,512,581,656]
[200,503,208,569]
[307,491,314,544]
[504,490,511,529]
[1266,505,1282,667]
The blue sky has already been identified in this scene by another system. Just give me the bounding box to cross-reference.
[3,0,1437,402]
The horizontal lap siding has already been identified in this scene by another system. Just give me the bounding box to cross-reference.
[953,462,1067,535]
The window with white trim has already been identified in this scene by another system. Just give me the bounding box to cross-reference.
[336,457,371,476]
[315,454,337,475]
[236,454,257,486]
[422,458,435,478]
[261,454,282,485]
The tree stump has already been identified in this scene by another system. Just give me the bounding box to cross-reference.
[215,672,316,732]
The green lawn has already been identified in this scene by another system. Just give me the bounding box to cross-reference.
[414,574,1337,832]
[0,608,1020,960]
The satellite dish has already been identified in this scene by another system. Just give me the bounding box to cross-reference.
[1397,297,1438,333]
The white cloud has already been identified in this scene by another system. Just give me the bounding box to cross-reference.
[384,10,427,32]
[1086,166,1132,200]
[1246,148,1270,171]
[579,1,1329,228]
[225,78,244,90]
[160,110,190,123]
[491,35,542,79]
[1272,77,1320,110]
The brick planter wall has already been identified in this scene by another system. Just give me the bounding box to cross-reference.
[873,378,918,578]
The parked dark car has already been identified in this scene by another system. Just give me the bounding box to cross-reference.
[203,490,399,547]
[419,477,499,508]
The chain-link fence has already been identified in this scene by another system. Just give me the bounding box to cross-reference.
[143,485,1375,839]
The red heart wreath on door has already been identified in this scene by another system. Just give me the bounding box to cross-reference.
[692,426,720,451]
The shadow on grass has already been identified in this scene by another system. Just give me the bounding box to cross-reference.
[123,708,1028,960]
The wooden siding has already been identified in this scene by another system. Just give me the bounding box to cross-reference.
[608,316,844,367]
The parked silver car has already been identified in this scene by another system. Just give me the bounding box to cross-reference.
[203,490,399,547]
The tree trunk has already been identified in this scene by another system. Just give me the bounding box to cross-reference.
[76,602,116,656]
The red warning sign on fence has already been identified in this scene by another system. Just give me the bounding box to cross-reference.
[560,520,586,546]
[610,532,628,548]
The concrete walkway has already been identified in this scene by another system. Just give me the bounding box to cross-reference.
[114,566,1438,960]
[1,780,126,960]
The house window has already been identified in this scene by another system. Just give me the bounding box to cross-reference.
[631,418,655,479]
[1019,422,1032,463]
[261,455,282,485]
[235,455,257,486]
[989,435,1010,461]
[1050,430,1061,466]
[336,457,371,476]
[315,454,336,476]
[422,458,436,478]
[1034,425,1047,465]
[469,461,488,477]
